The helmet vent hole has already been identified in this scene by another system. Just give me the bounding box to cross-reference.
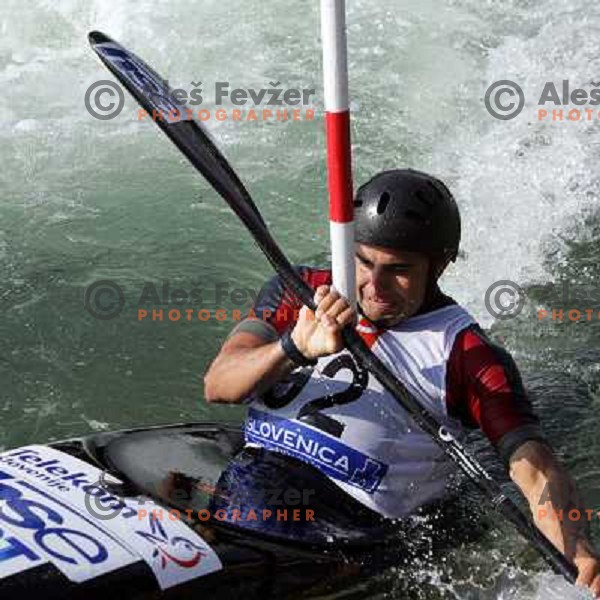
[377,192,391,214]
[354,199,363,207]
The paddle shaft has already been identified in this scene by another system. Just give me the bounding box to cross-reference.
[169,122,578,584]
[153,120,580,586]
[88,36,579,584]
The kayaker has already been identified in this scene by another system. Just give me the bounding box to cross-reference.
[204,169,600,595]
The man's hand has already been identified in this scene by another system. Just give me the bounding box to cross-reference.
[204,285,356,403]
[290,285,355,360]
[572,539,600,597]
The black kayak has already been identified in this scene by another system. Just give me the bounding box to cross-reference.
[0,422,482,599]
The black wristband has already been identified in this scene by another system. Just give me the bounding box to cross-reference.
[280,330,318,367]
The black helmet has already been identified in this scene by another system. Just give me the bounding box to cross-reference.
[354,169,461,262]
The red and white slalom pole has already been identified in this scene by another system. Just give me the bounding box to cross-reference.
[320,0,356,309]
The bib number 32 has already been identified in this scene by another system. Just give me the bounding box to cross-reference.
[262,354,369,438]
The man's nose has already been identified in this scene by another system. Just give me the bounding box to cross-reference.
[369,267,389,293]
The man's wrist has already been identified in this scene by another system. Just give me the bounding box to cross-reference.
[279,330,317,367]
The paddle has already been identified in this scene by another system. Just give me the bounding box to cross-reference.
[88,31,578,584]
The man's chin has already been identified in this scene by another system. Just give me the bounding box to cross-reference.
[361,305,406,327]
[374,314,407,328]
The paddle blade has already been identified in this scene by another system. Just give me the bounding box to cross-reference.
[88,30,266,229]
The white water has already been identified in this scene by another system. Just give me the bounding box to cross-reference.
[2,1,599,325]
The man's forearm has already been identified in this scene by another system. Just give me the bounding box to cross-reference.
[511,440,600,595]
[204,338,296,403]
[510,441,591,558]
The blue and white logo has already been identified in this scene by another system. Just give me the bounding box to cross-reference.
[245,409,388,493]
[96,42,186,119]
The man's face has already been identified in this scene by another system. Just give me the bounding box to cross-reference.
[355,243,430,326]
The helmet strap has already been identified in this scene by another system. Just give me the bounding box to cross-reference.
[419,254,452,313]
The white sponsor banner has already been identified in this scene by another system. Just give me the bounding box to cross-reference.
[0,459,138,582]
[0,445,222,589]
